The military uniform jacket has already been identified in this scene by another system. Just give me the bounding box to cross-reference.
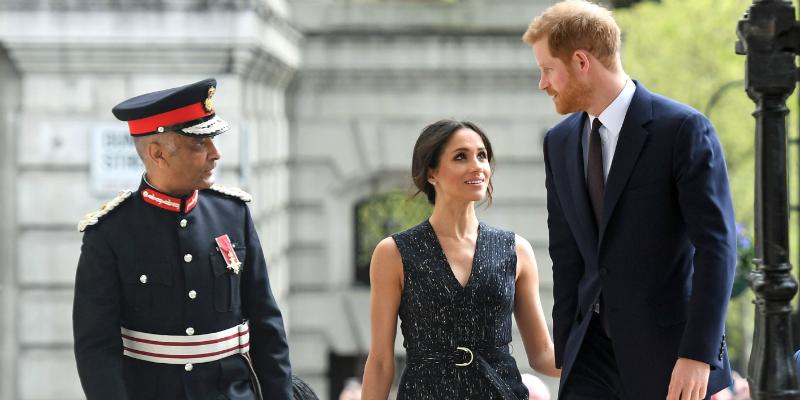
[73,180,292,400]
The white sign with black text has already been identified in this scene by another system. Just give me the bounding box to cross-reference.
[90,126,144,196]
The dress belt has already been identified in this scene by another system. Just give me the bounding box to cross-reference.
[121,321,250,364]
[406,344,521,400]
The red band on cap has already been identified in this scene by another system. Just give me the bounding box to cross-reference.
[128,103,212,135]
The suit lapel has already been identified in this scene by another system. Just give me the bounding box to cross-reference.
[598,82,653,245]
[562,113,599,248]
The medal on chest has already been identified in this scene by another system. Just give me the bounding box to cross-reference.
[215,234,242,275]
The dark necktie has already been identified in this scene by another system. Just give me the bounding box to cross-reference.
[588,118,611,337]
[587,118,604,230]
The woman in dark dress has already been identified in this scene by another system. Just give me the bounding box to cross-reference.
[361,120,560,399]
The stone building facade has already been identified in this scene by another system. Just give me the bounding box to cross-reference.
[288,2,560,398]
[0,0,559,398]
[0,1,300,398]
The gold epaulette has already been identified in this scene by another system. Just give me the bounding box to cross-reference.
[209,184,252,202]
[77,190,134,232]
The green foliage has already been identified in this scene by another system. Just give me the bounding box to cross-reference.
[614,0,755,228]
[728,224,756,371]
[614,0,759,373]
[355,191,432,284]
[352,0,459,3]
[608,0,660,9]
[731,224,755,299]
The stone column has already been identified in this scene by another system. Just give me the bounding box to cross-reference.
[0,43,21,400]
[236,52,297,315]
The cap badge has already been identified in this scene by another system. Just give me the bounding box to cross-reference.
[204,87,216,113]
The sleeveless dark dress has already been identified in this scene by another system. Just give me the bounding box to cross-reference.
[392,220,528,400]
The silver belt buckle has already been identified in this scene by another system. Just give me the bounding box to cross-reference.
[455,346,474,367]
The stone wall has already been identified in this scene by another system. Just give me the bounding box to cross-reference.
[0,44,21,400]
[0,0,563,398]
[0,1,298,398]
[287,1,561,397]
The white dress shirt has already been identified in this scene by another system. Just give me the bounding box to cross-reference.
[582,78,637,181]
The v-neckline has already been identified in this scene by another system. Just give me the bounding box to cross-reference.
[426,219,482,291]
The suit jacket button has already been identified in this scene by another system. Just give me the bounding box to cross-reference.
[185,363,193,371]
[139,275,147,284]
[186,327,195,336]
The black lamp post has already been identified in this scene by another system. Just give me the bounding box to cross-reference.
[736,1,800,398]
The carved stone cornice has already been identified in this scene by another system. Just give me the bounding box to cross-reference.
[292,0,547,33]
[0,9,300,83]
[234,44,296,87]
[0,0,287,15]
[0,0,300,37]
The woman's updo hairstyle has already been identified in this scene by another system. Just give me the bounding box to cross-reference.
[411,119,495,205]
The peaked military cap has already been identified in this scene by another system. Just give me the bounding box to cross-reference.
[112,78,230,137]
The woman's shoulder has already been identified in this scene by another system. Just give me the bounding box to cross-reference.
[479,223,535,253]
[372,236,402,263]
[370,237,404,287]
[390,220,433,246]
[479,222,517,242]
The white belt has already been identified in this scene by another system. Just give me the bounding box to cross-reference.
[121,321,250,365]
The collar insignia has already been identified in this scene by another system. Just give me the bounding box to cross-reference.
[141,188,199,214]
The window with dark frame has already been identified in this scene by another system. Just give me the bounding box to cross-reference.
[354,191,432,286]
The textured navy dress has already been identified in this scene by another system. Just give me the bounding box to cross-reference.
[392,220,528,400]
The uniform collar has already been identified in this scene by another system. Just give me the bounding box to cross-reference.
[138,179,199,214]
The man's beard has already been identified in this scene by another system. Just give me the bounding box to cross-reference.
[552,74,592,115]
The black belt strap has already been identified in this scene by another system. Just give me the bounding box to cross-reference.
[407,345,521,400]
[241,353,264,400]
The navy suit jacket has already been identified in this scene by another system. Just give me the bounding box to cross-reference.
[543,82,736,399]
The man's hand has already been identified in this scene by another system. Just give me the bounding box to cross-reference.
[667,358,710,400]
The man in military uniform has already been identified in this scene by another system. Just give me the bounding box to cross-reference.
[73,78,292,399]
